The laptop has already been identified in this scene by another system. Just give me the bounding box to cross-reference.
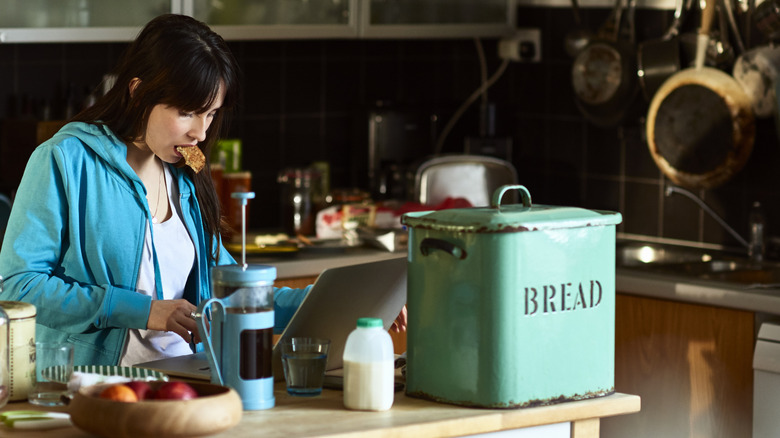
[135,256,407,381]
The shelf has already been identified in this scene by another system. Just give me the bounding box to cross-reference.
[517,0,675,9]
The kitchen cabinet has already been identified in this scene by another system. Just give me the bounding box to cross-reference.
[0,0,176,43]
[515,0,675,9]
[196,0,515,39]
[0,0,515,43]
[359,0,515,39]
[189,0,358,40]
[602,293,753,438]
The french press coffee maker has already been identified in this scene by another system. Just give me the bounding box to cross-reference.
[196,192,276,410]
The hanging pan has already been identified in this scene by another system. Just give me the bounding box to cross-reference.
[733,0,780,119]
[646,0,755,190]
[733,44,780,118]
[571,0,639,127]
[637,0,691,102]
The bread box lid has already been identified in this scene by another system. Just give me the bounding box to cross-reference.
[401,185,622,232]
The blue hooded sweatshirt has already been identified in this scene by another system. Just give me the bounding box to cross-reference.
[0,122,308,366]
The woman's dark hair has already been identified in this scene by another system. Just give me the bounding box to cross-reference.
[75,14,240,263]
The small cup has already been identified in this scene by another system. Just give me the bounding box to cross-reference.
[28,342,74,406]
[281,337,330,396]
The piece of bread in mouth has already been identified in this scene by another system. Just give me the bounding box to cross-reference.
[176,145,206,173]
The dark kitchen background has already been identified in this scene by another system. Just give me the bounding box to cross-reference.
[1,5,779,251]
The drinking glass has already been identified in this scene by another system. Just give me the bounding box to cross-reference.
[281,337,330,396]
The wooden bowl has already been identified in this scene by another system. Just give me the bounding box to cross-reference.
[69,381,242,438]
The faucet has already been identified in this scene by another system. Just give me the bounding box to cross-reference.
[664,185,765,262]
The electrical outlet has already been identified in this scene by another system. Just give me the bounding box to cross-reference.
[498,28,541,63]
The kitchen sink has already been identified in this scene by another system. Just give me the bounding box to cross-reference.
[616,241,716,266]
[616,240,780,288]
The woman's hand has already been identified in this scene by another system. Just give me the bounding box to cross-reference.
[391,305,407,333]
[148,299,201,343]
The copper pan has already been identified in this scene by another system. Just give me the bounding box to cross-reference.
[646,0,755,190]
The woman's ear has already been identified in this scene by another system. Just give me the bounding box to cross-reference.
[128,77,141,97]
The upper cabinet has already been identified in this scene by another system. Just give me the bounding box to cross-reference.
[0,0,516,43]
[0,0,177,43]
[515,0,674,7]
[190,0,358,40]
[360,0,515,38]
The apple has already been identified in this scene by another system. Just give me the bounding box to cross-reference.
[154,381,198,400]
[125,381,153,401]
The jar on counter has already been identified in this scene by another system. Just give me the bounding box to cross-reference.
[0,300,36,401]
[222,171,252,240]
[278,168,320,237]
[343,317,394,411]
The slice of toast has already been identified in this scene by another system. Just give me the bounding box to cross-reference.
[176,146,206,173]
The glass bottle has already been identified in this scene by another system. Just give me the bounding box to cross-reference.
[749,201,766,262]
[277,168,318,237]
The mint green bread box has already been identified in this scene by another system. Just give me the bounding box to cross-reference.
[401,185,622,409]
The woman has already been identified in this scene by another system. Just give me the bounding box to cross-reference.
[0,14,309,366]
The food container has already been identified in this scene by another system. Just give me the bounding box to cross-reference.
[214,138,243,173]
[400,185,622,408]
[222,171,252,239]
[277,168,319,237]
[0,301,36,401]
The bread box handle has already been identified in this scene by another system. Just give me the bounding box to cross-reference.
[492,185,532,209]
[420,238,467,260]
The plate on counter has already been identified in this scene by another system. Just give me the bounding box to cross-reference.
[299,237,363,253]
[224,242,300,256]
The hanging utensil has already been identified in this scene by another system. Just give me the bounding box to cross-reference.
[637,0,692,102]
[732,0,778,118]
[646,0,755,189]
[733,44,780,118]
[571,0,639,127]
[715,0,737,64]
[565,0,594,57]
[680,0,738,68]
[754,0,780,42]
[722,0,746,53]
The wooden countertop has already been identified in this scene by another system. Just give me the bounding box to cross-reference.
[0,386,640,438]
[616,267,780,315]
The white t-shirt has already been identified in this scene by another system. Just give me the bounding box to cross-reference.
[120,164,196,366]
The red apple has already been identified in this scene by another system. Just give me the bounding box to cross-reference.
[154,381,198,400]
[124,381,153,401]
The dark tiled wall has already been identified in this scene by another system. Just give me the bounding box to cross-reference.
[1,6,779,251]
